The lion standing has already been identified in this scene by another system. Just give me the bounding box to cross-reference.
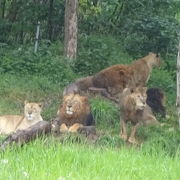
[120,87,158,144]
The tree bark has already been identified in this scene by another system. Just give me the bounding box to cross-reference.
[48,0,54,40]
[176,42,180,129]
[1,0,6,19]
[64,0,78,59]
[0,121,51,150]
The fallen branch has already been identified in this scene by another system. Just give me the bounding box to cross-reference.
[0,121,51,150]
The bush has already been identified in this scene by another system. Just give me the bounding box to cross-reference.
[148,68,176,105]
[0,41,76,86]
[73,35,132,75]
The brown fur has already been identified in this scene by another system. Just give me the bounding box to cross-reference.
[120,87,158,144]
[92,53,161,99]
[63,53,160,102]
[56,93,94,133]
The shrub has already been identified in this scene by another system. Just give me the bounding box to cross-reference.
[0,42,76,86]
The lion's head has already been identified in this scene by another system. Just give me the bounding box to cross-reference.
[147,52,161,67]
[122,87,147,111]
[59,93,90,119]
[24,101,43,121]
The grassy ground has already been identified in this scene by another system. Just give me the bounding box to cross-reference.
[0,73,179,180]
[0,139,180,180]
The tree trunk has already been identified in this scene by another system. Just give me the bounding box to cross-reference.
[48,0,54,40]
[64,0,78,59]
[176,42,180,129]
[1,0,6,19]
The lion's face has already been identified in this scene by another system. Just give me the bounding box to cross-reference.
[24,101,43,121]
[149,52,161,67]
[131,87,147,111]
[60,93,88,117]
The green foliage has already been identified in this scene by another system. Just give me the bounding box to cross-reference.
[1,142,180,180]
[148,68,176,105]
[122,16,178,56]
[0,0,65,43]
[139,126,180,157]
[0,41,76,85]
[90,97,119,132]
[74,35,132,75]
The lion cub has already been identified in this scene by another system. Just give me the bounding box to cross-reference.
[0,101,43,135]
[120,87,158,144]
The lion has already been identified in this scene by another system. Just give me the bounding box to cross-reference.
[146,88,166,118]
[120,87,158,144]
[0,101,43,135]
[52,93,95,134]
[63,53,161,102]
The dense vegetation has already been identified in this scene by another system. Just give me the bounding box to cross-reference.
[0,0,180,179]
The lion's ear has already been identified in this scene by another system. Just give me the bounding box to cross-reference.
[82,96,88,104]
[123,88,131,96]
[24,100,28,105]
[142,87,147,93]
[156,53,160,58]
[38,102,43,108]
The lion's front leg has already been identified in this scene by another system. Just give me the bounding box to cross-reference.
[60,123,69,133]
[120,119,128,141]
[128,122,141,144]
[68,123,83,133]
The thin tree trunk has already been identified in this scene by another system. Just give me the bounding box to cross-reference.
[1,0,6,19]
[48,0,54,40]
[176,42,180,129]
[64,0,78,59]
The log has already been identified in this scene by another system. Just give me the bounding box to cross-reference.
[0,121,51,150]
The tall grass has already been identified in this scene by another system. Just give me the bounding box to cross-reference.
[0,138,180,180]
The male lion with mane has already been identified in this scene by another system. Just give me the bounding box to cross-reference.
[63,53,160,102]
[52,93,95,133]
[120,87,158,144]
[0,101,43,135]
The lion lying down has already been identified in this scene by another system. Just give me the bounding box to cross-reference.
[0,101,43,135]
[63,53,161,101]
[52,93,95,134]
[120,87,159,144]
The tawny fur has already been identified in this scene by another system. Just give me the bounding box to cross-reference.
[0,101,43,135]
[92,52,161,98]
[120,87,158,144]
[55,93,94,133]
[63,53,160,102]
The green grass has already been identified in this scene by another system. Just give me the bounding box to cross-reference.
[0,139,180,180]
[0,72,179,180]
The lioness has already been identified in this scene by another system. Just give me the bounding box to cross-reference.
[120,87,158,144]
[63,53,160,102]
[0,101,43,135]
[52,93,95,133]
